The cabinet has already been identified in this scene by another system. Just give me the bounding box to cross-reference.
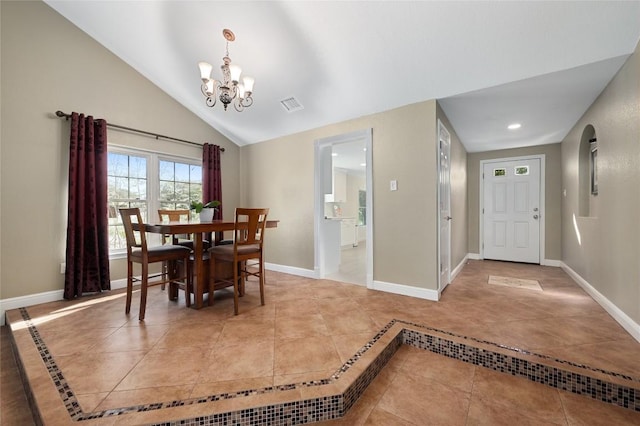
[322,219,341,274]
[340,218,356,246]
[334,170,347,202]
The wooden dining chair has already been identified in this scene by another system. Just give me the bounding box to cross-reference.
[157,209,193,246]
[157,209,193,290]
[120,208,192,321]
[208,208,269,315]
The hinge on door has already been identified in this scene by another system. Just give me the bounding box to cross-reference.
[482,208,484,214]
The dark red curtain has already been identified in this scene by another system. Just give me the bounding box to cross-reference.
[64,112,111,299]
[202,143,223,220]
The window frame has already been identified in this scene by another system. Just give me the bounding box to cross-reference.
[358,189,366,226]
[107,145,202,259]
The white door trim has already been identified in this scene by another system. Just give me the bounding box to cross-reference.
[437,120,451,293]
[314,129,373,287]
[479,154,546,263]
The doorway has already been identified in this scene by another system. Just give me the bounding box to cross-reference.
[481,156,544,264]
[314,129,373,287]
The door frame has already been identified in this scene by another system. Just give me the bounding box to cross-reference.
[479,154,546,263]
[437,120,451,293]
[314,128,373,287]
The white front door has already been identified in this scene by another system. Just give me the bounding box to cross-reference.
[438,120,451,291]
[483,158,540,263]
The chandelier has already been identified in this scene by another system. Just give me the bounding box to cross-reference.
[198,29,254,112]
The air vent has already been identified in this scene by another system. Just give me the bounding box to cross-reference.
[280,97,304,113]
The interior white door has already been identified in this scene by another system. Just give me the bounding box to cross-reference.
[483,158,540,263]
[438,121,451,291]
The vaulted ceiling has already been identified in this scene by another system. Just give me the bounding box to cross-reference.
[46,1,640,152]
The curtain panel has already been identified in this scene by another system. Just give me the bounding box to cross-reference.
[64,112,111,299]
[202,143,223,219]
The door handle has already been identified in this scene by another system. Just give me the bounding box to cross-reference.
[445,216,452,221]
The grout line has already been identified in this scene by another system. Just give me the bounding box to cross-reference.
[11,306,640,425]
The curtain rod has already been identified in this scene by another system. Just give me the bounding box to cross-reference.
[54,111,224,151]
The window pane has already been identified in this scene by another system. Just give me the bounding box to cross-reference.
[358,190,366,226]
[112,177,130,199]
[494,168,506,177]
[174,182,190,201]
[159,181,175,201]
[515,166,529,175]
[108,152,128,176]
[129,178,147,199]
[189,183,203,202]
[158,159,203,207]
[190,165,202,184]
[130,156,147,178]
[175,163,190,182]
[159,160,174,180]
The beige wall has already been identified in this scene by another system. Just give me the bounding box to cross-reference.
[241,101,442,290]
[561,41,640,324]
[0,1,239,299]
[436,102,468,271]
[466,144,563,260]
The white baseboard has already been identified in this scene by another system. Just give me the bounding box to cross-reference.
[0,290,64,326]
[561,262,640,343]
[541,259,562,267]
[265,262,317,279]
[466,252,561,268]
[371,280,439,301]
[110,278,128,290]
[451,256,468,281]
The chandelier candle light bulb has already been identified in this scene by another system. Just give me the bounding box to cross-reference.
[198,29,254,112]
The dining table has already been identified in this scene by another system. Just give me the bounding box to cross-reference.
[138,218,278,309]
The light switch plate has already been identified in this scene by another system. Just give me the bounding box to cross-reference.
[390,180,397,191]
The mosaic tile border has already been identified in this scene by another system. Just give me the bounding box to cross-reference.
[402,327,639,412]
[12,308,640,426]
[400,319,640,384]
[6,322,44,426]
[14,307,399,424]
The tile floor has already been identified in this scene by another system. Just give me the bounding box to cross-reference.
[3,260,640,425]
[326,242,366,286]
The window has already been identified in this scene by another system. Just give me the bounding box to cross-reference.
[159,159,202,210]
[358,189,366,226]
[107,148,202,253]
[108,152,148,251]
[514,165,529,175]
[493,168,506,177]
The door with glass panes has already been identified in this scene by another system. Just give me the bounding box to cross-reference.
[482,158,540,263]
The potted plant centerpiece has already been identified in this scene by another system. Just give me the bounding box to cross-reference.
[190,200,220,222]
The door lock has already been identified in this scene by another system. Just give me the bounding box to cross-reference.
[533,214,539,219]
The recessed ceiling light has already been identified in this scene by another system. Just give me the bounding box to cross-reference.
[331,153,338,157]
[360,163,366,167]
[508,123,522,130]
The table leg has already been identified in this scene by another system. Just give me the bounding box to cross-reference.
[194,233,204,309]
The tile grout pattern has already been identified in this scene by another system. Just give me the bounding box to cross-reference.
[4,260,640,425]
[11,306,640,425]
